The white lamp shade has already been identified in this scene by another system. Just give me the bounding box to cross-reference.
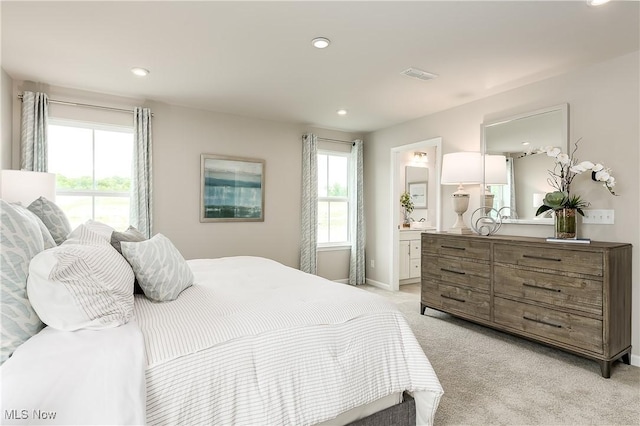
[484,155,508,185]
[441,152,482,185]
[0,170,56,206]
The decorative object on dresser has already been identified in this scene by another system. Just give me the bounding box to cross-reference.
[421,232,632,378]
[470,207,502,236]
[440,152,482,234]
[533,139,617,239]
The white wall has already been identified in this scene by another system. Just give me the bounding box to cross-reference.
[364,51,639,362]
[1,69,13,169]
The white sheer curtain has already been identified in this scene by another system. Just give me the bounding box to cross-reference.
[506,157,517,218]
[300,133,318,274]
[349,139,365,285]
[20,91,49,172]
[131,107,153,238]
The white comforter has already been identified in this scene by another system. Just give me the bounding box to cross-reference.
[0,321,146,425]
[137,256,443,425]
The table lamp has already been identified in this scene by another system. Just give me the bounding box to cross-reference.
[441,152,482,234]
[0,170,56,205]
[484,155,507,213]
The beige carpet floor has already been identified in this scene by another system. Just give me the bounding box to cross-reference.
[361,283,640,426]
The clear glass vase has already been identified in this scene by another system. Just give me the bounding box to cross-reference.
[554,208,577,239]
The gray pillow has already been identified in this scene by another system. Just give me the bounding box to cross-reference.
[0,200,45,364]
[27,196,71,245]
[11,203,56,249]
[111,226,147,294]
[111,226,147,254]
[121,234,194,302]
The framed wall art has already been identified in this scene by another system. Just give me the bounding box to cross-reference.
[408,182,427,209]
[200,154,265,222]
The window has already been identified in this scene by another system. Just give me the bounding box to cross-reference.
[318,151,350,246]
[48,120,134,230]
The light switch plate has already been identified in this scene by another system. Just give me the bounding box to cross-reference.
[582,209,615,224]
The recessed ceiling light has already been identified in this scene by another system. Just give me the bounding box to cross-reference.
[131,67,150,77]
[337,109,347,116]
[311,37,330,49]
[522,142,530,146]
[587,0,610,6]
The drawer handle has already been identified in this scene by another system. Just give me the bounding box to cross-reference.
[523,315,562,328]
[441,245,466,251]
[522,254,561,262]
[441,294,466,303]
[523,283,561,293]
[441,268,465,275]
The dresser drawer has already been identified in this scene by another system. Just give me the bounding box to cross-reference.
[494,297,603,354]
[494,244,603,277]
[494,265,602,315]
[422,278,491,321]
[422,236,491,261]
[422,255,490,291]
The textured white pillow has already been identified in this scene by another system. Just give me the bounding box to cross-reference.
[27,225,135,331]
[121,234,194,302]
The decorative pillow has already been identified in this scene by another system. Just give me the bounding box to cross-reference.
[111,226,147,254]
[121,234,194,302]
[27,196,72,245]
[11,203,56,249]
[27,225,135,331]
[111,226,147,294]
[83,219,115,241]
[0,200,45,364]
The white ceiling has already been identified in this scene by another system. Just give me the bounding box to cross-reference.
[2,1,638,133]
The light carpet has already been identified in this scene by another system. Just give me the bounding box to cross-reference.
[361,283,640,426]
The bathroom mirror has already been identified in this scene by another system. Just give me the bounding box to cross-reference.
[405,166,428,209]
[482,104,568,223]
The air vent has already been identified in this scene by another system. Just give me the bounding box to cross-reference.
[401,67,438,81]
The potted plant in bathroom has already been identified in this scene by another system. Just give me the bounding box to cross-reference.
[400,191,414,228]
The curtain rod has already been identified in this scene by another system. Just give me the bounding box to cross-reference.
[318,137,355,146]
[18,94,153,116]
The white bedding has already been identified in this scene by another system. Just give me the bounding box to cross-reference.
[0,321,146,425]
[137,256,443,425]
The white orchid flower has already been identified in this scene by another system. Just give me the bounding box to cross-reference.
[578,160,595,170]
[570,165,586,174]
[595,170,610,182]
[607,177,616,186]
[546,147,561,157]
[556,153,570,165]
[592,163,604,172]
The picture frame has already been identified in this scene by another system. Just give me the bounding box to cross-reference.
[408,182,427,209]
[200,154,265,222]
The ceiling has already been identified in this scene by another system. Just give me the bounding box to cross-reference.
[2,1,638,133]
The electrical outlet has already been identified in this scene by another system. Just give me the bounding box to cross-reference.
[370,259,375,268]
[582,209,615,224]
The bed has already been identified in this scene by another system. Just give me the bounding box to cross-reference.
[0,198,443,425]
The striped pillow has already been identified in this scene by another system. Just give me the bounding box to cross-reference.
[27,225,135,331]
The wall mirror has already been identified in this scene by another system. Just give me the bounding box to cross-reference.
[482,103,568,224]
[405,166,428,209]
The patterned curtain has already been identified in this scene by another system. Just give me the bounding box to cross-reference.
[300,133,318,274]
[20,91,49,172]
[131,107,153,238]
[349,140,365,285]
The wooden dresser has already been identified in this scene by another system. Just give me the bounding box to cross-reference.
[421,232,632,378]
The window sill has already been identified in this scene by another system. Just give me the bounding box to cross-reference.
[317,244,351,252]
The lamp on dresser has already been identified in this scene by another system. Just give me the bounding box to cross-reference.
[440,152,482,234]
[483,154,507,213]
[0,170,56,205]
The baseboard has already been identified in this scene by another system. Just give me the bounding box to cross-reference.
[365,278,392,291]
[630,353,640,367]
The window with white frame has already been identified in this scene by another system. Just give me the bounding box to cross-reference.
[317,151,350,246]
[47,120,134,230]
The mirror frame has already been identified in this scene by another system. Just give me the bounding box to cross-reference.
[481,103,569,225]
